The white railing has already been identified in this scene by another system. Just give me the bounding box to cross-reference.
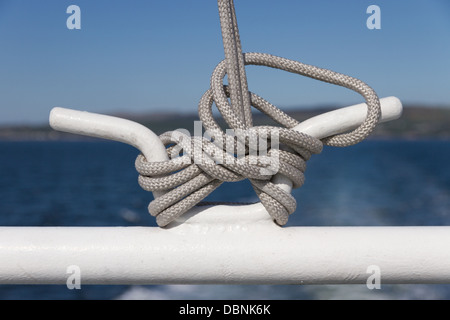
[3,97,449,285]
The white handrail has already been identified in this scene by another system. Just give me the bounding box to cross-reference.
[1,205,449,285]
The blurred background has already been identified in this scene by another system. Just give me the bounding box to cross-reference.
[0,0,449,300]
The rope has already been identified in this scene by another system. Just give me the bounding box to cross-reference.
[135,0,381,227]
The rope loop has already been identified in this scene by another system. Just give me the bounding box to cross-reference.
[135,0,380,227]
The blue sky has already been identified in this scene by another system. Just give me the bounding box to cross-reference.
[0,0,449,124]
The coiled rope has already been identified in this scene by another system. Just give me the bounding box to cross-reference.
[135,0,381,227]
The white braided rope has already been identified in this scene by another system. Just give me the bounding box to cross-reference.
[135,0,381,227]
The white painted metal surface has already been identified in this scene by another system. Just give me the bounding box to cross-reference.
[1,206,450,284]
[50,107,168,164]
[292,96,402,140]
[50,107,169,198]
[50,96,403,196]
[272,96,402,192]
[4,96,448,285]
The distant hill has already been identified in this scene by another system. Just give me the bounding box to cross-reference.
[369,106,450,139]
[0,105,449,141]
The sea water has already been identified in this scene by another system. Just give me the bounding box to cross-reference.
[0,139,449,300]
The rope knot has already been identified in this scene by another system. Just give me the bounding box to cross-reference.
[135,0,380,227]
[135,120,323,227]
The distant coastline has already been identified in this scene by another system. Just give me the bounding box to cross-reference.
[0,105,449,141]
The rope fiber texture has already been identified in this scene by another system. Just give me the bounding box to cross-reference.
[135,0,381,227]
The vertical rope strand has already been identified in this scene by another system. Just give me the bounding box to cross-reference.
[217,0,252,127]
